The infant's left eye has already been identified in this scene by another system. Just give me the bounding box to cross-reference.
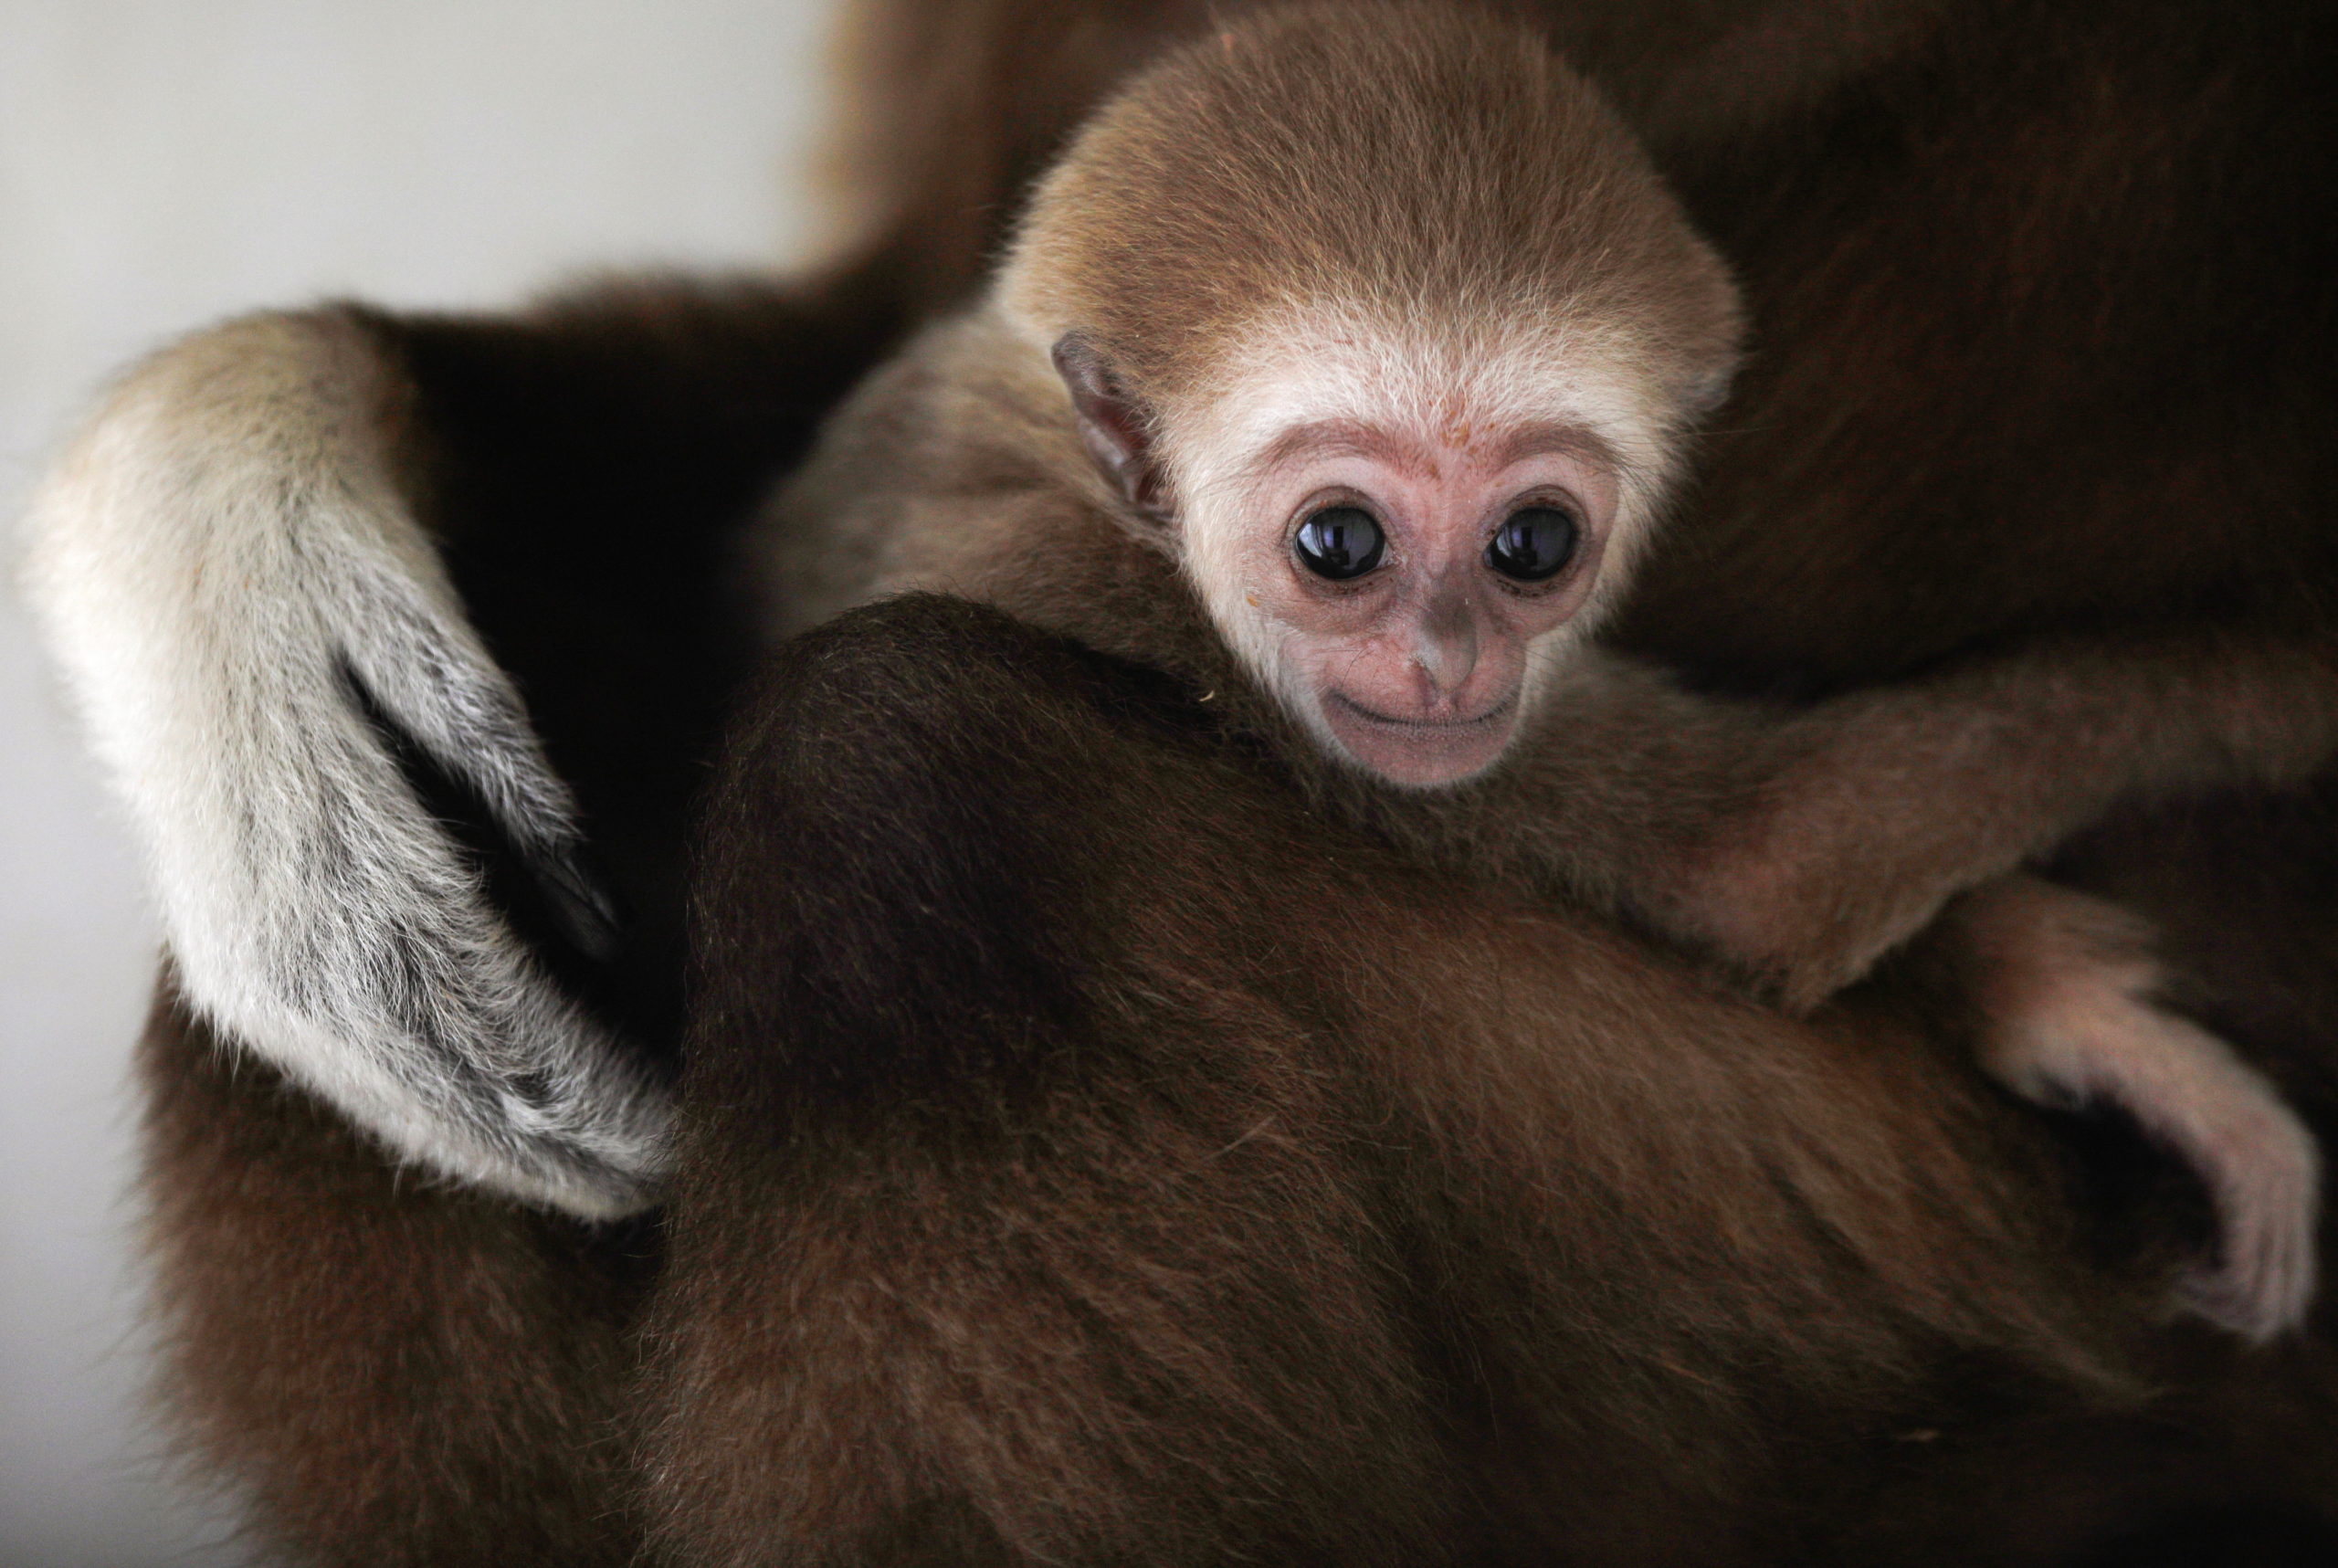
[1486,507,1579,582]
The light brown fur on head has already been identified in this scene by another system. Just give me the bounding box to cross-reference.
[63,0,2338,1561]
[997,3,1742,421]
[974,7,1750,787]
[761,3,2333,1352]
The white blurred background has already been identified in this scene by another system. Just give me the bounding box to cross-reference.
[0,3,837,1560]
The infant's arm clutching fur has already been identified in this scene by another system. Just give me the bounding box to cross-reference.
[1448,637,2333,1337]
[1496,634,2338,1014]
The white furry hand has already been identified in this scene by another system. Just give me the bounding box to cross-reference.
[22,311,669,1217]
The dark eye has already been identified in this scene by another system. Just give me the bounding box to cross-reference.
[1292,505,1386,580]
[1486,506,1579,583]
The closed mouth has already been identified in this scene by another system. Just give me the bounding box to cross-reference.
[1326,692,1516,731]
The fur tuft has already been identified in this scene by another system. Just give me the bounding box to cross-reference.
[20,310,670,1217]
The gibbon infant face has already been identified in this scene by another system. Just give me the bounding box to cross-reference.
[1010,6,1743,790]
[1170,333,1630,786]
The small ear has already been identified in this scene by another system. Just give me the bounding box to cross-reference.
[1051,334,1169,518]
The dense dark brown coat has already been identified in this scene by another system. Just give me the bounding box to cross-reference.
[640,593,2269,1567]
[121,0,2338,1563]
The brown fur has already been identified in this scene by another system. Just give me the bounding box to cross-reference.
[774,6,2338,992]
[831,0,2338,675]
[995,5,1740,416]
[647,594,2148,1566]
[106,0,2338,1561]
[127,259,922,1564]
[762,5,2337,1344]
[139,979,651,1566]
[825,0,1964,313]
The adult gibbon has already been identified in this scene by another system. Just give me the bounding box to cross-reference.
[22,0,2338,1562]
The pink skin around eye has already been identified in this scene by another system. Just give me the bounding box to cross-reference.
[1246,424,1618,788]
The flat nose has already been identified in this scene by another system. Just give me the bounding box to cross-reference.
[1410,589,1480,700]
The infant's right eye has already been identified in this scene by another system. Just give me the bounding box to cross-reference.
[1293,506,1386,580]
